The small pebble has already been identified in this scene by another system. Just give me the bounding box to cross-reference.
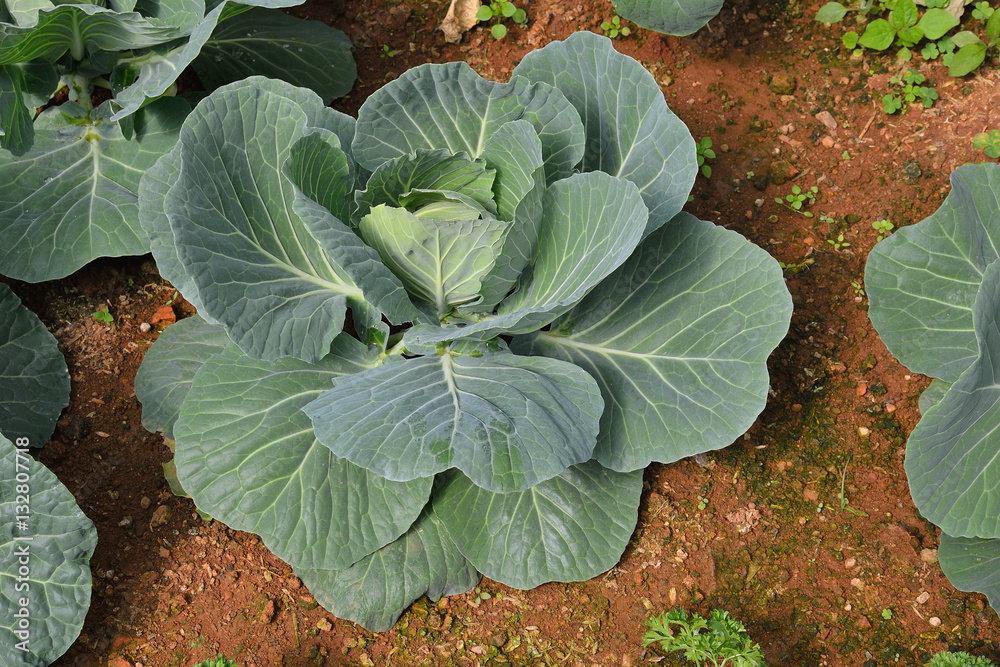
[929,617,942,627]
[885,403,896,413]
[139,323,151,333]
[140,496,151,509]
[844,558,856,568]
[858,427,870,437]
[850,578,864,589]
[916,591,930,604]
[844,603,852,611]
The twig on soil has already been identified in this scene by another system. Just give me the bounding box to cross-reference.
[858,112,878,141]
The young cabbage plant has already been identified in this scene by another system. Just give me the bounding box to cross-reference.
[866,162,1000,614]
[0,0,356,283]
[135,31,792,631]
[611,0,725,35]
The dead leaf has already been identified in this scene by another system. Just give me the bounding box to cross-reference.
[439,0,480,43]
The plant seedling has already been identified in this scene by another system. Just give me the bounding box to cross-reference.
[776,185,818,217]
[380,44,398,58]
[872,218,894,241]
[601,15,631,38]
[696,137,715,178]
[92,307,113,324]
[476,1,527,39]
[697,495,709,510]
[827,233,850,250]
[469,585,492,607]
[884,70,938,115]
[643,608,766,667]
[974,130,1000,159]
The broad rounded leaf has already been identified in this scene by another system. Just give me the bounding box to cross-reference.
[905,261,1000,538]
[859,18,895,50]
[0,431,96,664]
[163,77,416,362]
[938,534,1000,612]
[948,42,987,77]
[610,0,724,35]
[512,31,696,236]
[866,163,1000,383]
[405,171,648,346]
[815,2,848,23]
[437,461,642,589]
[512,213,792,472]
[352,61,585,184]
[917,8,959,40]
[174,340,432,570]
[297,504,479,632]
[133,315,230,439]
[303,351,604,493]
[0,97,187,282]
[0,283,69,447]
[193,8,356,104]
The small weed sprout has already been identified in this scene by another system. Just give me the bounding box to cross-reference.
[872,218,894,241]
[851,281,865,297]
[881,608,893,620]
[884,70,938,115]
[696,137,716,178]
[973,130,1000,159]
[92,307,113,324]
[826,233,850,251]
[380,44,398,58]
[469,585,492,607]
[476,1,527,39]
[601,15,631,38]
[643,608,766,667]
[775,185,818,217]
[697,495,709,510]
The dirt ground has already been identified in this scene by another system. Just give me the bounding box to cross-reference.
[7,0,1000,664]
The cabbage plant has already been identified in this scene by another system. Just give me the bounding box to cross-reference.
[866,162,1000,612]
[135,31,792,631]
[0,0,356,283]
[612,0,725,35]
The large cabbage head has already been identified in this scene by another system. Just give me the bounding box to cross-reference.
[135,31,792,631]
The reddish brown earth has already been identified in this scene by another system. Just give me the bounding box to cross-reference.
[7,0,1000,665]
